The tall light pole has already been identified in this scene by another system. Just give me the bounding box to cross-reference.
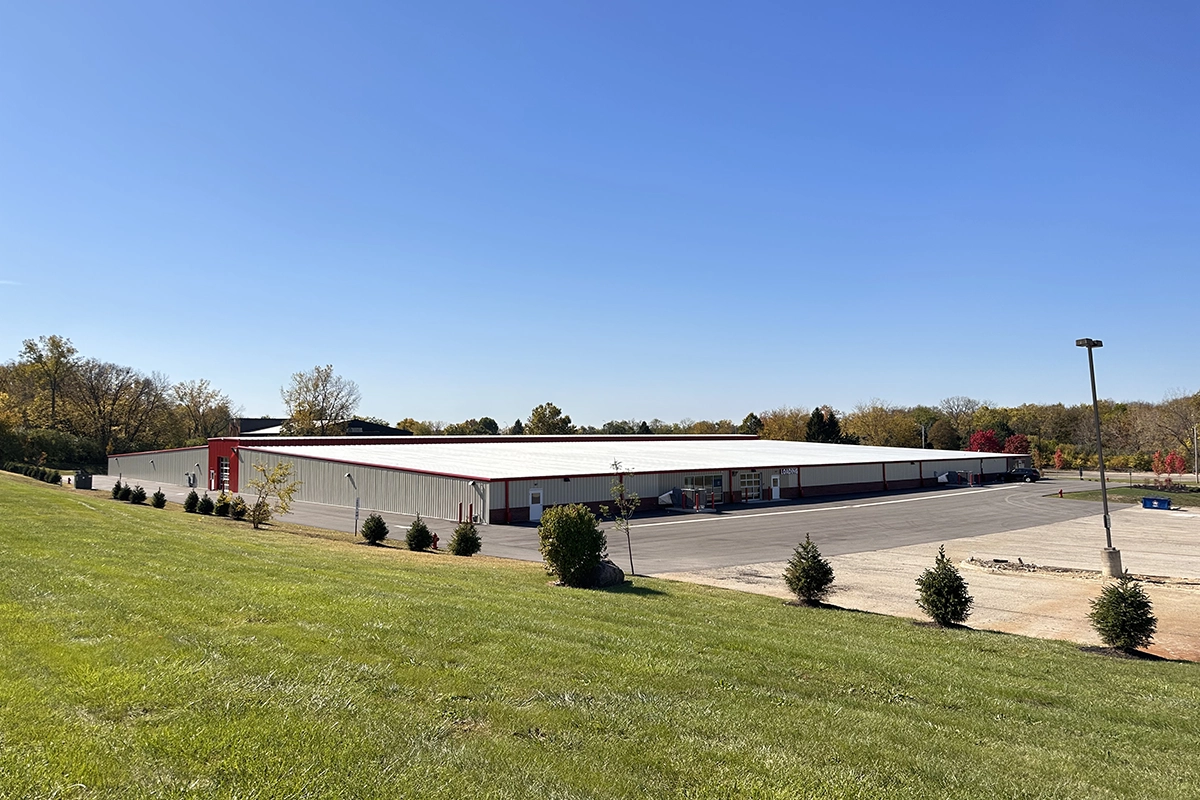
[1076,338,1122,577]
[345,473,360,535]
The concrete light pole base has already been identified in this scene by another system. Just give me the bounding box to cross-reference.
[1101,548,1123,577]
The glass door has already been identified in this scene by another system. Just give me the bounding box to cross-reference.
[739,472,761,501]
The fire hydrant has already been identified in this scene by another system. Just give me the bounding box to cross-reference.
[1058,489,1063,498]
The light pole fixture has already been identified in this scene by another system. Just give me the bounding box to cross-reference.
[1076,338,1121,577]
[345,473,360,535]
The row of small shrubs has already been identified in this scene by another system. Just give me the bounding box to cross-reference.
[784,535,1159,653]
[3,462,62,485]
[359,513,482,556]
[183,490,250,520]
[109,479,161,507]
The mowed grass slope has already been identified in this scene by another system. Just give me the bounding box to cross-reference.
[1,474,1198,799]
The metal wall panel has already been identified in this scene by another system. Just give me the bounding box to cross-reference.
[801,463,884,487]
[238,450,486,523]
[922,458,985,474]
[108,447,207,489]
[884,461,921,481]
[981,458,1008,473]
[496,473,657,509]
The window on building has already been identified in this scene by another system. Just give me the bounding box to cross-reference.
[683,474,724,503]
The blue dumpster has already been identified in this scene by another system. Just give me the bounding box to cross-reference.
[1142,496,1171,510]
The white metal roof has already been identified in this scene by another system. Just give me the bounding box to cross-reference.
[241,439,1010,481]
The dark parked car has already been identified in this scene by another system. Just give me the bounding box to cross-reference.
[1005,468,1041,483]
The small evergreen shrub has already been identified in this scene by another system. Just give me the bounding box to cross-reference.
[50,470,62,485]
[197,493,215,515]
[405,515,434,551]
[783,533,835,604]
[184,490,199,513]
[449,521,482,556]
[118,483,133,502]
[151,489,167,508]
[112,480,124,500]
[230,495,248,520]
[537,504,606,588]
[130,485,147,505]
[916,545,974,626]
[1088,576,1157,652]
[214,491,231,517]
[361,513,389,545]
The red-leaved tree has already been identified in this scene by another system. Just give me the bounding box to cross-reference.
[1003,434,1030,455]
[1054,448,1066,470]
[1152,450,1166,476]
[967,429,1002,453]
[1166,450,1187,476]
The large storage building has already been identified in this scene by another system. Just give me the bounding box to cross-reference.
[108,435,1027,525]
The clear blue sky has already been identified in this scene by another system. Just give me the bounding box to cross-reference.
[2,2,1197,426]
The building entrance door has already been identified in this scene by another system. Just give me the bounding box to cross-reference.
[739,472,761,501]
[770,475,780,500]
[529,489,544,522]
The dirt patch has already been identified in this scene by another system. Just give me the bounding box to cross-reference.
[966,558,1200,589]
[1079,645,1172,661]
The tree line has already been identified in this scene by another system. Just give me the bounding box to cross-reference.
[0,335,237,468]
[4,336,1197,472]
[401,394,1200,472]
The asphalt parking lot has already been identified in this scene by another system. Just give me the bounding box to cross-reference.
[482,477,1096,575]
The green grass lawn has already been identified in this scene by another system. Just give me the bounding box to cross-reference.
[1056,486,1197,506]
[2,473,1199,799]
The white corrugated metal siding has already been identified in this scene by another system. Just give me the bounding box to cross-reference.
[239,449,485,523]
[108,447,207,489]
[801,464,884,487]
[923,458,985,474]
[884,462,921,481]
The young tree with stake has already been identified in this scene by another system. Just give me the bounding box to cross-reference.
[600,459,638,576]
